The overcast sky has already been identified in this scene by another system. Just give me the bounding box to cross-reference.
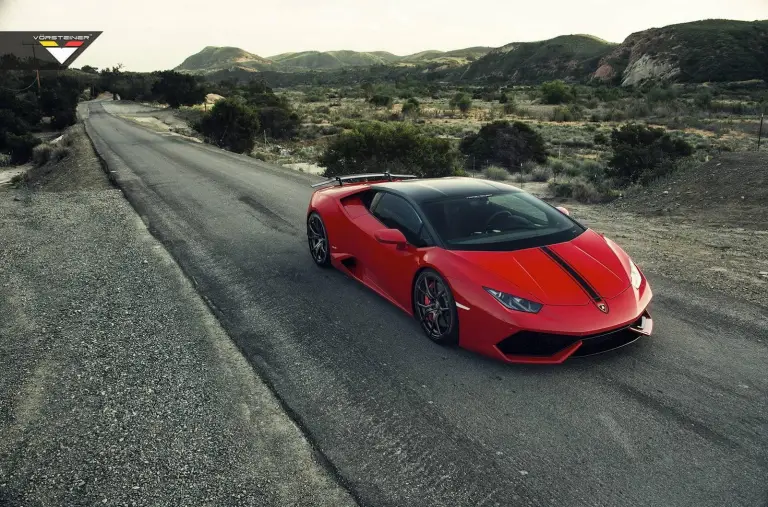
[1,0,766,72]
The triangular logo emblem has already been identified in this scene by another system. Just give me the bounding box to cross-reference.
[597,302,609,313]
[38,39,83,64]
[43,47,78,64]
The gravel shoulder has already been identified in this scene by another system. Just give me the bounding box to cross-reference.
[0,125,356,506]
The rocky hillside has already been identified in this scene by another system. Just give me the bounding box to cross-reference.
[594,19,768,86]
[461,35,615,83]
[175,19,768,84]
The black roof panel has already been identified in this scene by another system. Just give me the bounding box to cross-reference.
[372,177,522,203]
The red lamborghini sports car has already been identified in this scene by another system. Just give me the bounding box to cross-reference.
[306,173,653,364]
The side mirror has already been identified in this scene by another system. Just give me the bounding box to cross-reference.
[374,228,407,247]
[556,206,570,216]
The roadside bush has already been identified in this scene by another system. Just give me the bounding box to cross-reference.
[607,123,694,186]
[570,179,604,203]
[3,133,41,164]
[258,106,300,140]
[483,166,508,181]
[195,97,260,153]
[530,166,553,182]
[32,144,53,166]
[459,120,548,171]
[51,108,77,130]
[581,160,606,183]
[318,121,460,178]
[151,70,206,108]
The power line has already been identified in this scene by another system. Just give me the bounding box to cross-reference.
[0,76,40,93]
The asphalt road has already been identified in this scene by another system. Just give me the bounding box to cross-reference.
[84,101,768,507]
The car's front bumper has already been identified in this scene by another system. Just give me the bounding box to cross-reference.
[447,276,654,364]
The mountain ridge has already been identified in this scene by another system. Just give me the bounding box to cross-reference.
[174,18,768,85]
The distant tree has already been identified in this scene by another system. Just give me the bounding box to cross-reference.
[151,70,206,108]
[540,80,573,105]
[499,93,509,104]
[607,123,693,185]
[195,97,260,153]
[401,97,420,118]
[450,92,472,114]
[459,120,547,170]
[80,65,99,74]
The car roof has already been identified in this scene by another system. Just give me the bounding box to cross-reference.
[371,177,522,204]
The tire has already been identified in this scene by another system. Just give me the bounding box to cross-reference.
[307,211,331,267]
[413,269,459,345]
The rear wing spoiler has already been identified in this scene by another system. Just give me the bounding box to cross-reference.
[310,172,418,189]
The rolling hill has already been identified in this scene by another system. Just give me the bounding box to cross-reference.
[175,19,768,85]
[267,50,398,70]
[460,35,616,83]
[175,46,275,74]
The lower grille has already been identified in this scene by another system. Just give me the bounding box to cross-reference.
[497,314,648,358]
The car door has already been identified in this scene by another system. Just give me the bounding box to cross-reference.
[367,192,434,310]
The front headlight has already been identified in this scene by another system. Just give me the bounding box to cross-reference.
[630,260,642,289]
[484,287,543,314]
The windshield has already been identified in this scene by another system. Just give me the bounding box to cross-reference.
[421,190,585,251]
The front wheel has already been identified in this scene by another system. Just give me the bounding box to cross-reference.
[307,212,331,267]
[413,269,459,345]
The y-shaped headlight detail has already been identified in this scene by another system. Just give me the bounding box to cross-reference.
[484,287,543,313]
[630,260,642,289]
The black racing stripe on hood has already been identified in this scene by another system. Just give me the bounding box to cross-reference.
[540,246,602,302]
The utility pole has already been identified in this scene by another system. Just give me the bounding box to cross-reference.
[36,69,41,92]
[759,113,764,151]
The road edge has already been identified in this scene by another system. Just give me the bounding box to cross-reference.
[80,102,366,507]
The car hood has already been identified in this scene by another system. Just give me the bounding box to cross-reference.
[448,230,631,306]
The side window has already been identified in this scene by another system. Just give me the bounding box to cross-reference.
[372,193,431,247]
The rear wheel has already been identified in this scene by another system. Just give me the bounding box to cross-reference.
[307,212,330,267]
[413,269,459,345]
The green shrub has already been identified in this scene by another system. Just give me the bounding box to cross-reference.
[594,132,608,145]
[196,97,260,153]
[540,80,574,105]
[530,166,553,182]
[450,92,473,114]
[32,144,53,166]
[483,166,508,181]
[318,121,460,178]
[259,106,300,140]
[459,120,548,171]
[570,179,604,203]
[150,70,206,108]
[581,160,606,183]
[549,180,574,197]
[368,95,393,108]
[564,163,581,178]
[401,97,420,117]
[607,123,694,185]
[4,133,41,164]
